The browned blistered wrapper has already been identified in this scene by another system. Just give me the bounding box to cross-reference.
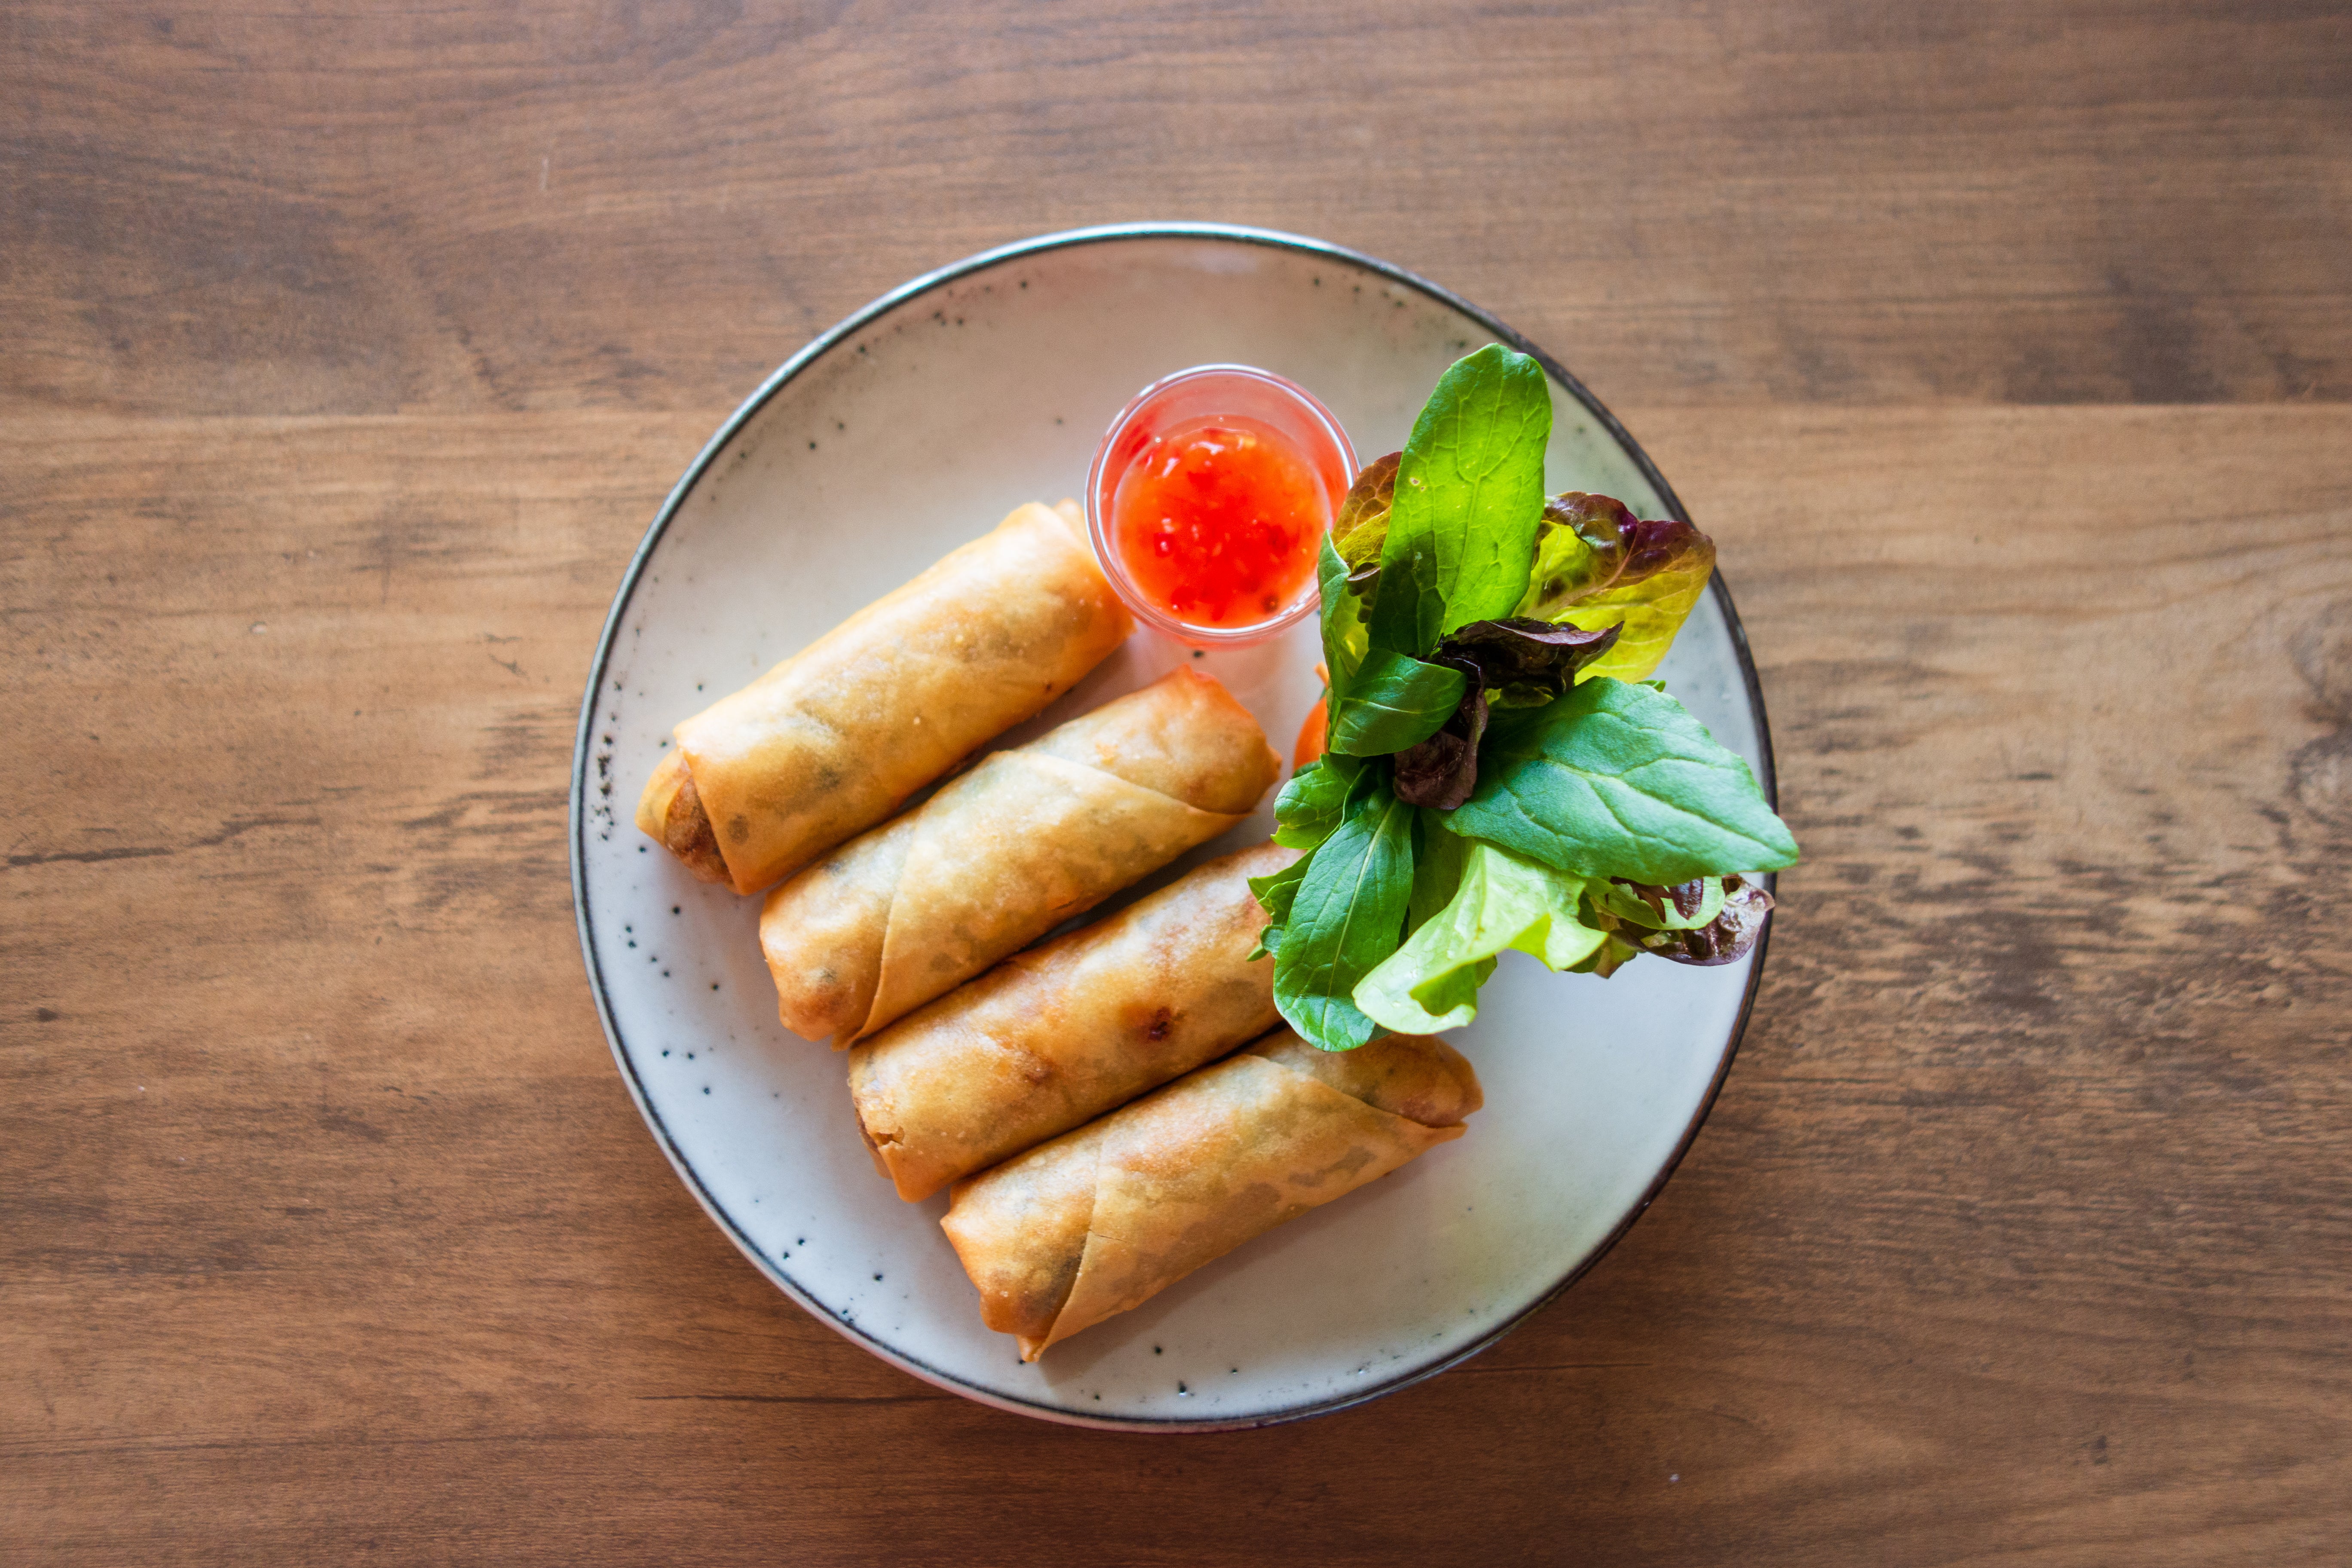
[759,669,1280,1043]
[941,1029,1482,1360]
[845,842,1298,1202]
[634,501,1130,895]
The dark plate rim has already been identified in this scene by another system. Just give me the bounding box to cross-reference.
[568,221,1778,1433]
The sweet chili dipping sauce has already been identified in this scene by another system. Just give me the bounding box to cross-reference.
[1088,366,1355,647]
[1112,418,1325,629]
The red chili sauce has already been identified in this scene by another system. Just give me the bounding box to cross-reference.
[1109,416,1327,631]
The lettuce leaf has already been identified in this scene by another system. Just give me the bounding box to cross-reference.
[1315,536,1365,705]
[1390,618,1621,808]
[1244,851,1314,961]
[1439,616,1620,707]
[1447,677,1799,885]
[1566,932,1644,977]
[1390,668,1488,809]
[1272,782,1418,1050]
[1269,348,1790,1040]
[1353,839,1608,1033]
[1407,807,1468,931]
[1366,346,1553,658]
[1327,650,1467,757]
[1333,451,1399,584]
[1271,756,1360,848]
[1516,492,1716,683]
[1590,872,1776,967]
[1586,876,1728,933]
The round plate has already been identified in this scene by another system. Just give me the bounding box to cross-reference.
[570,224,1776,1431]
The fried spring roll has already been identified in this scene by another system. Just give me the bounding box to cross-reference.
[846,842,1296,1202]
[942,1029,1482,1360]
[760,670,1280,1044]
[634,501,1131,895]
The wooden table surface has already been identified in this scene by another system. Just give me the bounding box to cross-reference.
[7,3,2349,1563]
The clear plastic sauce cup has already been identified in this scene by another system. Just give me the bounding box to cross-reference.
[1086,364,1357,647]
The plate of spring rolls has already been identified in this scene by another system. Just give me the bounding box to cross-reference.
[571,224,1777,1430]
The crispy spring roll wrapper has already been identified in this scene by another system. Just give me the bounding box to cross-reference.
[846,841,1297,1201]
[633,501,1131,895]
[760,669,1280,1044]
[942,1029,1482,1360]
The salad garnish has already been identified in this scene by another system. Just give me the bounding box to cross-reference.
[1254,346,1800,1049]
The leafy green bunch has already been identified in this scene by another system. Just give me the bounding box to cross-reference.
[1251,345,1799,1050]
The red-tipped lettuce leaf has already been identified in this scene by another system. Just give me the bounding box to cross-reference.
[1391,665,1488,809]
[1635,873,1773,965]
[1439,616,1621,706]
[1392,619,1620,807]
[1333,451,1399,588]
[1516,492,1716,682]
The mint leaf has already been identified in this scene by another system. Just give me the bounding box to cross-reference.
[1517,493,1716,683]
[1271,756,1359,848]
[1354,840,1608,1033]
[1327,650,1465,757]
[1366,345,1553,657]
[1273,783,1417,1050]
[1447,677,1799,885]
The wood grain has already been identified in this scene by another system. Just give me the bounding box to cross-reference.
[6,0,2351,1562]
[5,1,2350,420]
[6,403,2346,1565]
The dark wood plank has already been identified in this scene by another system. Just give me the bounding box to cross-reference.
[5,404,2346,1564]
[10,0,2352,1558]
[5,1,2350,421]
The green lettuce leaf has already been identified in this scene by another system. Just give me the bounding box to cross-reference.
[1366,346,1553,657]
[1407,806,1468,931]
[1316,535,1365,704]
[1271,755,1360,849]
[1516,493,1716,683]
[1447,677,1799,885]
[1387,617,1623,809]
[1243,852,1314,961]
[1327,650,1466,757]
[1354,839,1608,1033]
[1566,932,1644,977]
[1273,782,1417,1050]
[1263,352,1780,1029]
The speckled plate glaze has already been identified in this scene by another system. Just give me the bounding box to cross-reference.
[571,224,1777,1431]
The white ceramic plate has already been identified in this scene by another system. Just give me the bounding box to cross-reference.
[571,224,1777,1431]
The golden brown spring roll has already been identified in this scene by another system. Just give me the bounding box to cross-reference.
[942,1029,1482,1360]
[846,841,1295,1202]
[634,501,1131,895]
[760,669,1280,1044]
